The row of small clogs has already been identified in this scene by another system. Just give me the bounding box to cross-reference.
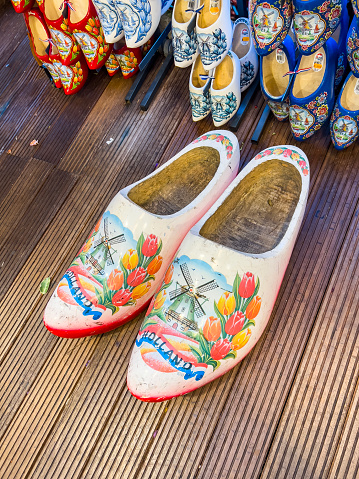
[43,130,310,401]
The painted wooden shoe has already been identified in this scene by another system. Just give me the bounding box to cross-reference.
[116,0,162,48]
[45,44,63,88]
[42,0,82,66]
[114,45,142,78]
[196,0,232,70]
[172,0,199,68]
[68,0,113,69]
[210,51,241,126]
[249,0,292,56]
[232,17,258,92]
[330,72,359,149]
[51,52,89,94]
[92,0,124,43]
[289,37,338,140]
[11,0,34,13]
[347,16,359,79]
[189,55,212,121]
[43,131,240,338]
[127,145,310,402]
[260,34,296,121]
[332,0,349,90]
[293,0,343,55]
[105,51,121,75]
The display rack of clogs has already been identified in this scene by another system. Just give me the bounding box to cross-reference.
[251,0,359,149]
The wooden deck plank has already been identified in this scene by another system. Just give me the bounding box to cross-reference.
[0,37,33,101]
[0,5,27,71]
[260,173,359,479]
[0,153,29,203]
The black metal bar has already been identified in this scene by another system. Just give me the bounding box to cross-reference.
[229,75,259,131]
[139,21,172,72]
[251,104,271,144]
[140,52,173,111]
[125,52,159,104]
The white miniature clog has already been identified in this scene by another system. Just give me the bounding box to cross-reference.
[172,0,199,67]
[44,131,240,338]
[92,0,124,43]
[232,17,258,92]
[189,55,212,120]
[210,50,241,126]
[196,0,232,70]
[116,0,162,48]
[127,145,309,401]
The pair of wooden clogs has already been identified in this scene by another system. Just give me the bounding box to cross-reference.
[43,131,310,401]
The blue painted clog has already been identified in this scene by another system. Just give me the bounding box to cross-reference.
[189,56,212,121]
[232,17,259,92]
[332,0,349,89]
[293,0,343,55]
[347,16,359,78]
[249,0,292,56]
[172,0,199,68]
[260,34,296,121]
[330,72,359,149]
[289,37,338,140]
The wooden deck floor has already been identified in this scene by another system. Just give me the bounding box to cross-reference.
[1,5,359,478]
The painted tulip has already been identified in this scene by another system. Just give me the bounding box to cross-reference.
[203,316,221,342]
[147,255,163,275]
[154,290,166,310]
[164,264,174,284]
[225,311,245,335]
[132,281,151,300]
[107,269,124,291]
[122,249,138,270]
[238,272,255,298]
[217,292,236,316]
[142,234,158,257]
[112,289,132,306]
[231,328,252,350]
[246,296,261,320]
[211,339,231,360]
[127,267,147,287]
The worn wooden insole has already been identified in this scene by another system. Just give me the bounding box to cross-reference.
[341,75,359,111]
[292,47,326,98]
[197,0,221,28]
[128,147,220,215]
[212,55,233,90]
[174,0,192,23]
[232,23,250,59]
[262,49,290,97]
[191,57,208,88]
[199,160,302,254]
[28,16,48,57]
[70,0,88,24]
[45,0,63,21]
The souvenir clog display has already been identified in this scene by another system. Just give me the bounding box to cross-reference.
[347,16,359,78]
[43,131,240,338]
[330,72,359,149]
[331,1,348,90]
[232,17,258,91]
[196,0,232,69]
[289,37,338,140]
[11,0,35,13]
[249,0,292,56]
[210,51,241,125]
[127,145,310,402]
[293,0,343,55]
[92,0,125,43]
[260,35,296,121]
[189,56,212,120]
[172,0,199,68]
[51,53,89,94]
[116,0,162,48]
[68,0,113,69]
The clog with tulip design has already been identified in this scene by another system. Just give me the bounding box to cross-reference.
[127,145,309,401]
[44,131,240,338]
[92,0,124,43]
[114,46,142,78]
[11,0,34,13]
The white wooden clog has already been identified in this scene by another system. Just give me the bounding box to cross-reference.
[172,0,199,67]
[189,55,212,120]
[43,131,240,338]
[92,0,125,43]
[127,145,310,401]
[232,17,258,92]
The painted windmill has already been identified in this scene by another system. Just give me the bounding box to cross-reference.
[291,109,305,127]
[258,8,275,32]
[173,30,187,52]
[299,16,314,35]
[85,217,126,276]
[165,263,218,332]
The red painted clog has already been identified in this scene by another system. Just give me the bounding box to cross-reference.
[51,52,88,94]
[12,0,35,14]
[105,52,121,76]
[114,45,142,79]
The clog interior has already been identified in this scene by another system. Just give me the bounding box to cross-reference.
[191,56,209,88]
[28,15,49,57]
[292,47,326,98]
[199,159,302,254]
[197,0,221,28]
[127,146,220,215]
[174,0,192,23]
[262,49,290,98]
[70,0,89,23]
[44,0,63,21]
[341,75,359,111]
[212,55,233,90]
[232,23,250,59]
